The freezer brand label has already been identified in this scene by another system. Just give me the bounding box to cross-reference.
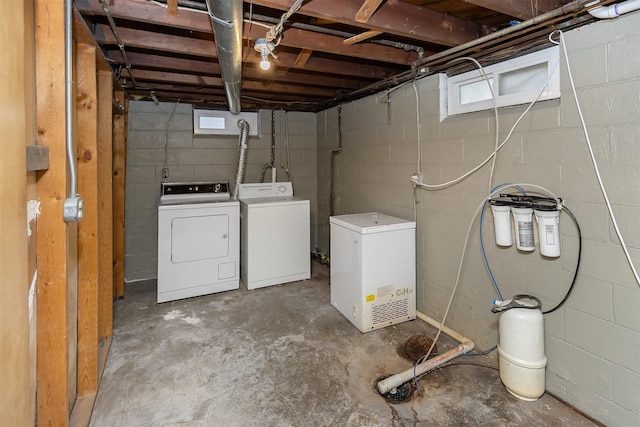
[396,287,413,297]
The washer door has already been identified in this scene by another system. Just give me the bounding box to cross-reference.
[171,214,229,263]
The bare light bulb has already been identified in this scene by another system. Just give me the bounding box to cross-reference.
[259,56,271,71]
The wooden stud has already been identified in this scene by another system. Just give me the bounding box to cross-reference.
[98,70,114,340]
[112,91,127,299]
[76,42,99,396]
[35,0,71,424]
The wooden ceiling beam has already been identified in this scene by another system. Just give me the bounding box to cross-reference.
[96,26,396,79]
[108,52,367,89]
[460,0,563,20]
[129,69,340,97]
[247,0,484,47]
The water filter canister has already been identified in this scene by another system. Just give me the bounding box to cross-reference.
[534,209,561,257]
[490,204,513,247]
[511,207,535,252]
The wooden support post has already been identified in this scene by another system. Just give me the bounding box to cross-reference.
[76,42,99,396]
[98,70,114,340]
[35,0,72,424]
[112,92,127,298]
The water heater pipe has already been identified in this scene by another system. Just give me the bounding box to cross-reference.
[329,105,343,216]
[588,0,640,18]
[377,311,475,395]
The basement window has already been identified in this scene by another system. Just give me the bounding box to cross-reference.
[440,45,560,119]
[193,109,259,136]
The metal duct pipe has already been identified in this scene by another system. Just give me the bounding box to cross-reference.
[205,0,243,114]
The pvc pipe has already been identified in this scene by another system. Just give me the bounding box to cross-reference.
[589,0,640,18]
[377,311,475,395]
[377,341,475,394]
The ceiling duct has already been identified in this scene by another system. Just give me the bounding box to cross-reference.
[204,0,243,114]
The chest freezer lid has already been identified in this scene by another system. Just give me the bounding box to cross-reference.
[330,212,415,234]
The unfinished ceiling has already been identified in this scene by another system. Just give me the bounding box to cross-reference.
[76,0,611,112]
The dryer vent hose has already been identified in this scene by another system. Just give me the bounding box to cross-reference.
[232,119,250,200]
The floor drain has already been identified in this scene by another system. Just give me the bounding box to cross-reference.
[376,376,413,402]
[404,335,438,362]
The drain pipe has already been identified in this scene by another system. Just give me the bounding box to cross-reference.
[232,120,250,201]
[377,312,475,395]
[260,110,277,183]
[329,105,343,216]
[204,0,243,114]
[588,0,640,18]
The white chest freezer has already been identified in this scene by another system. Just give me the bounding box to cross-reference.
[330,212,416,332]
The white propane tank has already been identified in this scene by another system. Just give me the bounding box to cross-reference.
[495,295,547,401]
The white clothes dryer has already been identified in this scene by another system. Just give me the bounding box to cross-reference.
[157,182,239,303]
[239,182,310,290]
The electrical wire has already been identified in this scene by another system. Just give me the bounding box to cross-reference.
[445,56,500,193]
[553,30,640,287]
[412,54,560,190]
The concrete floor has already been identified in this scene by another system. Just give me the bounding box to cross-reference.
[90,262,599,427]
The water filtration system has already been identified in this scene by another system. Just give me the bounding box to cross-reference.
[489,194,562,257]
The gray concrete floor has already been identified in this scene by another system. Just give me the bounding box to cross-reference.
[90,262,599,427]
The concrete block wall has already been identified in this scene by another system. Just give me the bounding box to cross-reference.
[317,14,639,426]
[125,102,316,282]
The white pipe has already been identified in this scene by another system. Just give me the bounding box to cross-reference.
[376,311,475,395]
[588,0,640,18]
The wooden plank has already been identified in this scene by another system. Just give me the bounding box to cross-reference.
[343,29,382,45]
[112,91,127,299]
[355,0,384,23]
[294,49,313,68]
[1,1,32,426]
[98,70,114,340]
[167,0,178,16]
[76,42,99,396]
[35,0,70,424]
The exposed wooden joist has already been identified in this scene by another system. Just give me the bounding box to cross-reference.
[35,0,71,423]
[76,42,100,397]
[112,92,127,299]
[101,41,395,80]
[343,30,383,45]
[248,0,484,47]
[95,22,417,66]
[355,0,384,23]
[110,52,367,90]
[130,69,340,97]
[294,49,314,68]
[461,0,563,21]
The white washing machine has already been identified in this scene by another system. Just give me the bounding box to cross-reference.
[157,182,239,303]
[239,182,310,290]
